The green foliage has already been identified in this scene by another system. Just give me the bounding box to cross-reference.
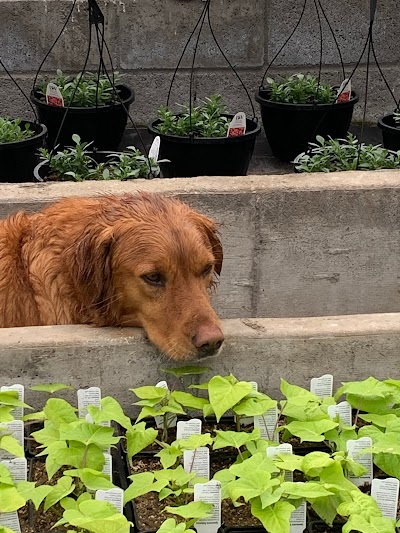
[294,134,400,172]
[38,69,122,107]
[30,383,74,394]
[338,491,396,533]
[156,95,230,138]
[0,117,34,144]
[266,74,336,104]
[39,134,160,181]
[161,366,209,378]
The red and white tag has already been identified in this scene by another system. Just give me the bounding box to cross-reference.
[227,112,246,138]
[336,79,351,103]
[46,83,64,107]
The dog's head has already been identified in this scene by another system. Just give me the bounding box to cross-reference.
[73,193,224,361]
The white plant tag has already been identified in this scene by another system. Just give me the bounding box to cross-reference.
[95,488,124,514]
[336,78,352,103]
[0,421,24,460]
[290,501,307,533]
[267,443,293,481]
[1,385,24,420]
[46,82,64,107]
[1,458,27,482]
[254,405,279,442]
[78,387,101,418]
[371,478,399,520]
[154,381,177,429]
[194,480,221,533]
[184,447,209,485]
[310,374,333,399]
[149,136,160,161]
[227,112,246,137]
[241,381,258,426]
[0,511,21,533]
[346,437,373,486]
[177,419,202,440]
[327,401,352,426]
[102,453,112,481]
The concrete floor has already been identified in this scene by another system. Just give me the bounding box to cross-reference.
[121,124,383,176]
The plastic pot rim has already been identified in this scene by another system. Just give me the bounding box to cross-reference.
[255,89,359,111]
[0,120,47,151]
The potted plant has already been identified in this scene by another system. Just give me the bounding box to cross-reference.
[148,95,261,177]
[378,110,400,151]
[293,134,400,173]
[255,74,359,162]
[30,70,134,150]
[34,134,162,181]
[0,117,47,182]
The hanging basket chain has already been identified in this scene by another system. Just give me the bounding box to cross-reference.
[0,57,38,121]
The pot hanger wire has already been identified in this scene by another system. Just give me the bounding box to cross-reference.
[166,0,257,133]
[0,58,39,121]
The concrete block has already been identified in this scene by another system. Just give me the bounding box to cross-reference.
[268,0,400,66]
[0,313,400,412]
[119,0,265,70]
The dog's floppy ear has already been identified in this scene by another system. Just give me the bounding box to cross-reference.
[73,227,116,321]
[190,212,223,276]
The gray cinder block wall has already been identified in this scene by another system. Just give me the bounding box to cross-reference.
[0,0,399,125]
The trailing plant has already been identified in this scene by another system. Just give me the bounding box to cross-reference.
[155,95,230,138]
[37,70,122,107]
[0,117,34,144]
[266,74,337,104]
[39,134,161,181]
[293,134,400,172]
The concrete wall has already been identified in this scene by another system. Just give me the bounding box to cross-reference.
[0,171,399,319]
[0,0,398,125]
[1,313,399,412]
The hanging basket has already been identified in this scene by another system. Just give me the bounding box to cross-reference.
[0,121,47,183]
[256,89,359,162]
[377,114,400,152]
[30,84,135,150]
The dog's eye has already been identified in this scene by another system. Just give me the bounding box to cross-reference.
[142,272,165,286]
[201,264,213,277]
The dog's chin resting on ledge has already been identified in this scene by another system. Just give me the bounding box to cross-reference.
[0,193,224,361]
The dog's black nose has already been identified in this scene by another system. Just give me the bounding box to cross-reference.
[193,324,224,357]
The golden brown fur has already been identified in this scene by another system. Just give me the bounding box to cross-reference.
[0,193,224,360]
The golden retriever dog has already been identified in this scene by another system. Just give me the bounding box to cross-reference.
[0,193,224,360]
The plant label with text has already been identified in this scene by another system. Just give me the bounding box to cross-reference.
[1,458,27,482]
[155,381,177,429]
[177,419,202,440]
[0,420,24,460]
[336,79,351,103]
[184,447,209,485]
[346,437,373,486]
[267,443,293,481]
[241,381,258,426]
[310,374,333,399]
[194,480,221,533]
[371,478,399,520]
[0,512,21,533]
[254,405,279,442]
[1,384,25,420]
[227,112,246,137]
[290,501,306,533]
[46,83,64,107]
[96,488,124,514]
[78,387,109,426]
[327,401,352,426]
[102,453,112,481]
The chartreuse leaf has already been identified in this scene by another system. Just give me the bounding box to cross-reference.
[43,398,78,426]
[44,475,75,511]
[58,422,120,449]
[88,397,131,430]
[0,527,15,533]
[0,435,24,458]
[60,492,91,511]
[170,391,209,411]
[281,482,334,499]
[233,395,277,417]
[358,413,398,428]
[213,429,260,451]
[15,481,36,502]
[229,452,279,477]
[335,377,394,413]
[0,406,14,423]
[161,366,209,377]
[154,465,196,487]
[131,386,168,401]
[21,411,45,422]
[280,379,320,404]
[157,518,195,533]
[227,470,277,504]
[338,490,383,520]
[44,440,105,478]
[282,420,338,442]
[343,515,396,533]
[0,391,31,409]
[164,501,212,520]
[251,499,295,533]
[176,433,213,450]
[156,446,182,469]
[30,383,73,393]
[213,469,236,499]
[373,453,400,479]
[271,453,303,473]
[126,422,158,464]
[124,472,168,504]
[0,464,14,485]
[208,375,253,421]
[301,452,334,477]
[0,485,26,512]
[54,499,131,533]
[64,468,115,490]
[30,484,53,510]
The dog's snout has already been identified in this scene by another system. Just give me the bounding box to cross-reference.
[193,324,224,357]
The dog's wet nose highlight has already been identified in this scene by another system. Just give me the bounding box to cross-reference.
[193,324,224,357]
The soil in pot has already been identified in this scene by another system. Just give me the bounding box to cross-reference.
[255,89,359,162]
[378,113,400,151]
[148,115,261,177]
[30,84,134,150]
[0,121,47,183]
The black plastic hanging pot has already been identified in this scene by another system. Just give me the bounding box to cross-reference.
[0,121,47,183]
[148,114,261,177]
[377,113,400,151]
[30,84,135,151]
[255,89,359,162]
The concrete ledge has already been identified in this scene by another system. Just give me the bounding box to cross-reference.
[1,313,400,412]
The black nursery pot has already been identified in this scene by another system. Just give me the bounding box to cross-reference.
[30,84,135,150]
[378,113,400,151]
[255,89,359,162]
[148,115,261,177]
[0,121,47,183]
